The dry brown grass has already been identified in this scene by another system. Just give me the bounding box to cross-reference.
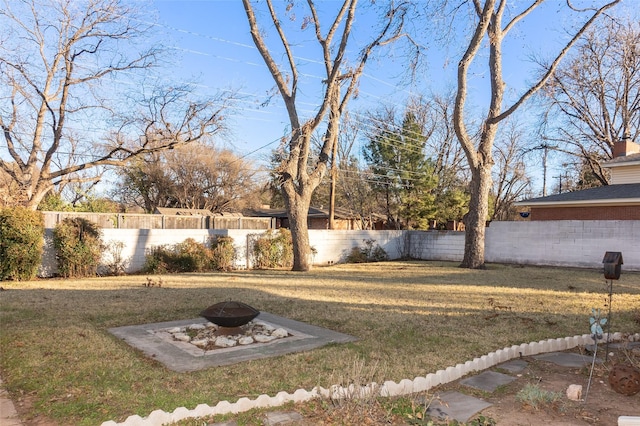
[1,261,639,425]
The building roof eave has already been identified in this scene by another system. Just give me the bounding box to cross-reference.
[515,198,640,207]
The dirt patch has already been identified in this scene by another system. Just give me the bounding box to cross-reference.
[450,350,640,425]
[298,346,640,425]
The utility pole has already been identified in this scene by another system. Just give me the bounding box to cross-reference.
[542,145,548,196]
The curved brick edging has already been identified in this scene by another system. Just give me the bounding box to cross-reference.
[101,332,639,426]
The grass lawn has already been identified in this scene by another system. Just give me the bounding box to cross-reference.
[1,261,639,425]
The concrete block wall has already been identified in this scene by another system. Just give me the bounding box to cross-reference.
[38,220,640,276]
[308,229,406,265]
[406,230,466,261]
[485,221,640,270]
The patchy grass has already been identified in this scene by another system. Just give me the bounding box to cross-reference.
[515,383,563,410]
[0,261,639,425]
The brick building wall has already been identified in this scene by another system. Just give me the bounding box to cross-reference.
[531,205,640,221]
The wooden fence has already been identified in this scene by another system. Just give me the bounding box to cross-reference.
[41,211,273,230]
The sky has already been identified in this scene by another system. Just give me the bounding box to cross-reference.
[2,0,636,197]
[139,0,637,196]
[147,0,434,163]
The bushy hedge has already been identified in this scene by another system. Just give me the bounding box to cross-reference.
[52,218,103,278]
[251,229,293,269]
[0,207,45,281]
[143,236,236,274]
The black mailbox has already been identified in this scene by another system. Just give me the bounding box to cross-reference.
[602,251,623,280]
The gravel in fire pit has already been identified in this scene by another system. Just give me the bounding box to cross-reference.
[164,320,290,351]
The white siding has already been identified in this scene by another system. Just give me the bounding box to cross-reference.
[610,164,640,184]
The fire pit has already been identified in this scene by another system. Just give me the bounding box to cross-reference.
[200,301,260,328]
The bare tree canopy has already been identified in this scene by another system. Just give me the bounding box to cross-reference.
[539,15,640,185]
[114,143,260,213]
[242,0,412,271]
[0,0,234,209]
[491,121,533,221]
[450,0,620,268]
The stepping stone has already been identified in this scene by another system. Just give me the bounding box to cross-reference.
[460,370,515,392]
[533,352,600,368]
[263,411,304,426]
[497,359,528,373]
[608,342,640,350]
[425,391,492,423]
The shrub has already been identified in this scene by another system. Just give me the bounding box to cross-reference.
[175,238,212,272]
[0,207,45,281]
[142,245,172,274]
[211,236,236,271]
[345,246,368,263]
[345,239,388,264]
[52,217,103,278]
[143,237,237,274]
[250,229,293,269]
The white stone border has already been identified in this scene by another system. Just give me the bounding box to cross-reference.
[101,332,640,426]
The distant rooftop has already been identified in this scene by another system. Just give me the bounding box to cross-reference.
[516,183,640,206]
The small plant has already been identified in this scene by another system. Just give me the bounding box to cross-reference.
[388,396,433,424]
[515,383,562,410]
[52,217,103,278]
[144,277,163,287]
[468,415,497,426]
[321,356,393,422]
[101,240,128,276]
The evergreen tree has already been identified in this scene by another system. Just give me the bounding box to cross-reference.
[364,112,437,229]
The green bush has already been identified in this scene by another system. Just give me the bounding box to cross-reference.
[143,236,237,274]
[0,207,45,281]
[251,229,293,269]
[52,218,103,278]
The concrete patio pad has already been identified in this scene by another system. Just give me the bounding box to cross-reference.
[108,312,357,372]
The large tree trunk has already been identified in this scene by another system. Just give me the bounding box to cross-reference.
[284,191,313,271]
[461,165,492,269]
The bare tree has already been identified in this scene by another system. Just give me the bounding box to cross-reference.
[491,122,532,221]
[242,0,410,270]
[539,15,640,185]
[0,0,232,210]
[452,0,620,268]
[114,143,258,213]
